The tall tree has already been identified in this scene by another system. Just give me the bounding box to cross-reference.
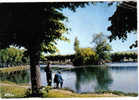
[74,37,80,52]
[108,1,137,48]
[91,33,111,64]
[0,3,89,96]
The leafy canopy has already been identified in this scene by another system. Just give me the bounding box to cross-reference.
[0,47,29,66]
[108,1,137,48]
[92,33,112,64]
[0,3,90,54]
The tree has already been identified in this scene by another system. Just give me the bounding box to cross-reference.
[0,49,9,67]
[111,51,137,62]
[92,33,112,64]
[74,37,80,52]
[0,3,89,96]
[73,37,96,66]
[73,48,96,66]
[0,47,29,67]
[108,1,137,48]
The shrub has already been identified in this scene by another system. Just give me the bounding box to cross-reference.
[25,86,52,97]
[72,48,96,66]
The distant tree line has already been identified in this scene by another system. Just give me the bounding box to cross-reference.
[110,52,137,62]
[44,51,137,65]
[44,33,137,65]
[0,47,29,67]
[45,54,75,63]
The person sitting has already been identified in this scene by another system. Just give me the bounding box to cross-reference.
[54,71,63,88]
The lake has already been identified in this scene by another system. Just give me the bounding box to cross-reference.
[1,62,138,93]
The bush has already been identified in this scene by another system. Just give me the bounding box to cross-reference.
[25,86,52,97]
[72,48,96,66]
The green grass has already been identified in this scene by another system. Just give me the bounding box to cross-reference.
[47,89,118,98]
[0,81,138,98]
[0,85,27,98]
[0,81,30,98]
[0,86,137,98]
[46,88,138,98]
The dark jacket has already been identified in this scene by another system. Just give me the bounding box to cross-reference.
[54,73,63,83]
[45,67,52,81]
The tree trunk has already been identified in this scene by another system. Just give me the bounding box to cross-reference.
[29,43,41,96]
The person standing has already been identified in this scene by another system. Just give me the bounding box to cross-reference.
[54,73,58,88]
[58,71,63,88]
[45,62,52,86]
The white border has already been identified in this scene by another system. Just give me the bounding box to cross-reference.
[0,0,138,100]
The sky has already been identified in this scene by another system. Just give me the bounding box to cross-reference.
[55,2,137,55]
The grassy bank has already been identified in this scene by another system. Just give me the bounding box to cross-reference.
[47,89,119,98]
[47,89,138,98]
[0,82,137,98]
[0,83,27,98]
[0,65,30,74]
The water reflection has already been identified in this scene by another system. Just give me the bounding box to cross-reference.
[110,67,137,71]
[0,70,30,84]
[73,66,113,93]
[94,67,113,91]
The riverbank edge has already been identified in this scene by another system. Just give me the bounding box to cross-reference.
[0,81,138,98]
[0,65,30,74]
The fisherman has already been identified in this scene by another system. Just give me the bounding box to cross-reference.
[54,71,63,88]
[45,62,52,86]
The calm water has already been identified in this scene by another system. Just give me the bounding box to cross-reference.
[0,70,30,84]
[1,63,138,93]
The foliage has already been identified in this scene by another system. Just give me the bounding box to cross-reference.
[74,37,80,52]
[0,3,90,52]
[73,48,96,66]
[111,51,137,62]
[46,54,75,62]
[40,53,47,61]
[25,86,52,97]
[92,33,106,46]
[0,47,29,67]
[72,33,111,66]
[91,33,112,64]
[73,37,97,66]
[108,1,137,48]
